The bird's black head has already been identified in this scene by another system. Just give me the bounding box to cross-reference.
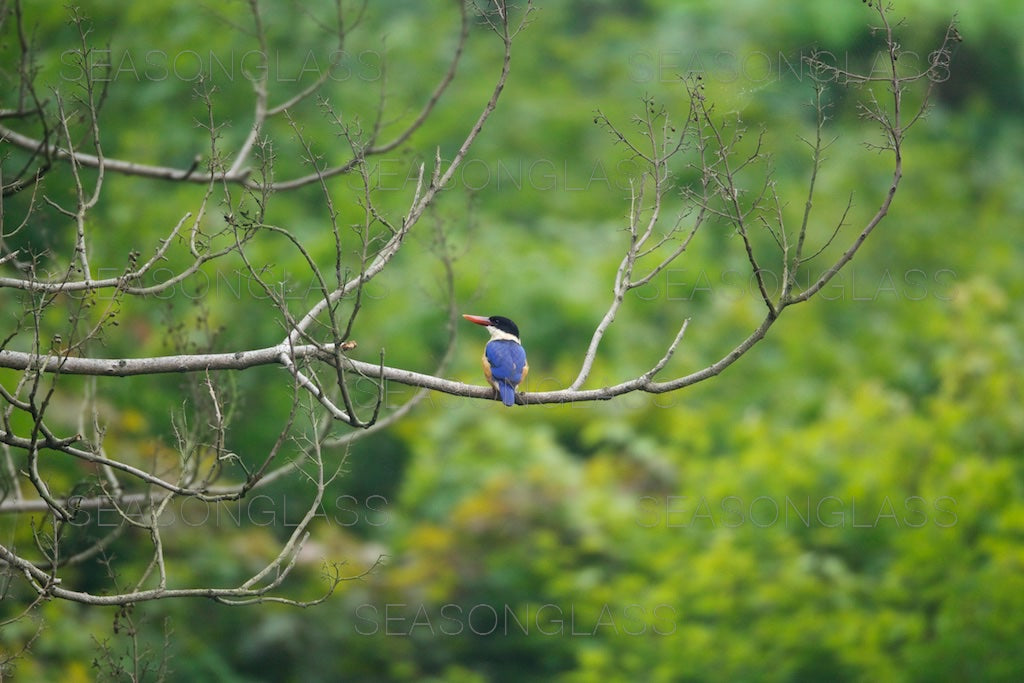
[487,315,520,338]
[462,313,522,339]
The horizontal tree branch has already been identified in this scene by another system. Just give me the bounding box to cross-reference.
[0,311,769,406]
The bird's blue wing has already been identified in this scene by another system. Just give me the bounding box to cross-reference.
[485,340,527,406]
[485,341,527,384]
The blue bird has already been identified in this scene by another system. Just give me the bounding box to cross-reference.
[463,314,529,407]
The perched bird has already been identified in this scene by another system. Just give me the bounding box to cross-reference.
[463,314,529,407]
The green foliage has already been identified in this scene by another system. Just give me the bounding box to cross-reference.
[3,0,1023,681]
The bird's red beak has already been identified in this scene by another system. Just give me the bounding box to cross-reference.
[462,314,491,326]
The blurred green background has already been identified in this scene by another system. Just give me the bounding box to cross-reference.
[2,0,1023,681]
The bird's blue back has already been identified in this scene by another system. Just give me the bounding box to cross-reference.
[485,339,527,406]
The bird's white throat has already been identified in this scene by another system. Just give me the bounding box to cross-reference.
[487,327,521,344]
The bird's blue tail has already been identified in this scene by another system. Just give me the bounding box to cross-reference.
[497,381,517,407]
